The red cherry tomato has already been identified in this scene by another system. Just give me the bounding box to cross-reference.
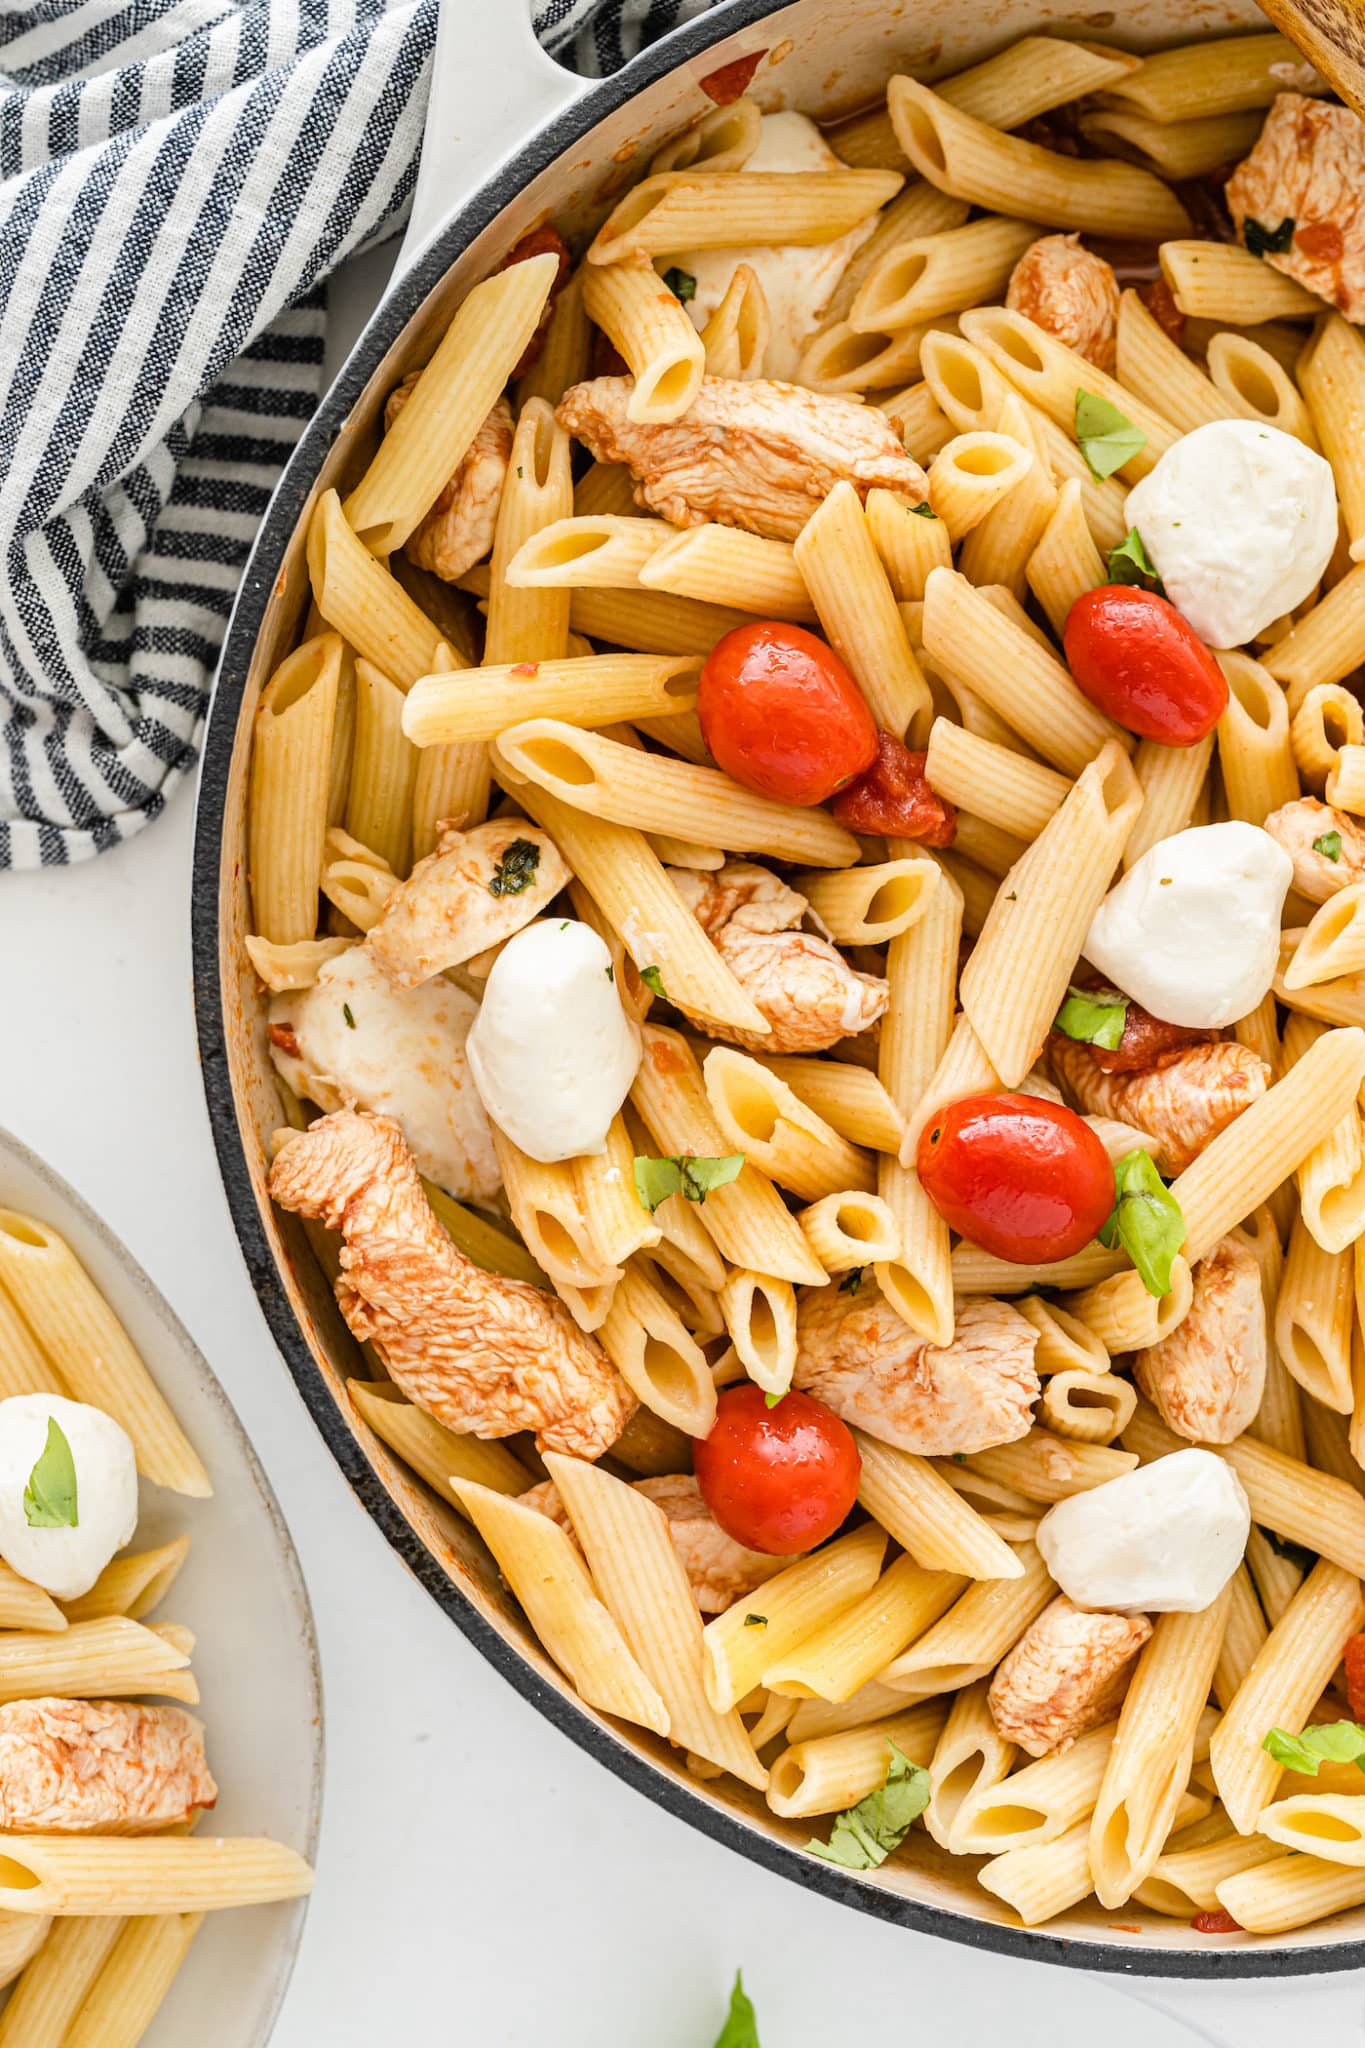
[1344,1633,1365,1719]
[917,1092,1115,1264]
[831,730,957,843]
[693,1384,861,1554]
[1064,585,1228,746]
[698,623,878,806]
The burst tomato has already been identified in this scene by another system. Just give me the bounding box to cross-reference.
[831,731,957,843]
[1344,1632,1365,1719]
[698,623,878,806]
[917,1092,1115,1264]
[1064,585,1228,746]
[693,1384,861,1554]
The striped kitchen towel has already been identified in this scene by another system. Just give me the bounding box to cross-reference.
[0,0,718,869]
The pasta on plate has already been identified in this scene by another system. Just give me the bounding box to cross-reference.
[251,23,1365,1942]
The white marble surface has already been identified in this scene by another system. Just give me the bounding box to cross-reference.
[0,230,1355,2045]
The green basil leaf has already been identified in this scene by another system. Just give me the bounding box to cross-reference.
[342,1003,356,1029]
[1262,1525,1316,1573]
[23,1417,78,1530]
[1053,983,1129,1052]
[1106,527,1165,595]
[640,964,666,997]
[764,1390,786,1410]
[663,266,697,304]
[1263,1721,1365,1776]
[713,1972,760,2048]
[910,502,938,518]
[633,1154,744,1213]
[487,838,541,897]
[1075,390,1147,481]
[1244,216,1295,258]
[1098,1148,1185,1297]
[679,1154,745,1202]
[744,1614,768,1629]
[838,1268,865,1295]
[806,1741,930,1870]
[1314,830,1343,862]
[633,1156,683,1212]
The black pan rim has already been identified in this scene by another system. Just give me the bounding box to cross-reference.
[191,0,1358,1976]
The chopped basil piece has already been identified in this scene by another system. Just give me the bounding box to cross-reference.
[23,1417,78,1530]
[1075,391,1147,481]
[342,1002,356,1029]
[663,266,697,303]
[1314,830,1343,862]
[910,502,938,518]
[764,1390,786,1410]
[1053,983,1129,1052]
[640,964,666,997]
[839,1268,865,1295]
[1244,216,1295,258]
[1098,1149,1186,1298]
[604,963,615,982]
[712,1972,760,2048]
[743,1614,768,1629]
[1263,1525,1316,1573]
[633,1153,745,1212]
[952,1452,967,1464]
[1106,527,1164,595]
[487,838,541,897]
[1263,1720,1365,1776]
[806,1741,930,1870]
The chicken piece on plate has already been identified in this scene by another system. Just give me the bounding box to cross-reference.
[0,1699,216,1833]
[1005,234,1119,371]
[793,1285,1040,1456]
[987,1597,1151,1757]
[1264,795,1365,902]
[384,385,514,580]
[365,819,571,990]
[1048,1035,1270,1176]
[555,375,926,541]
[1226,94,1365,321]
[521,1473,797,1613]
[268,946,499,1204]
[670,861,888,1053]
[1133,1233,1266,1444]
[268,1110,635,1457]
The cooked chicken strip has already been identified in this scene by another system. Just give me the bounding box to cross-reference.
[1133,1234,1266,1444]
[793,1286,1039,1456]
[1048,1036,1270,1176]
[365,819,571,990]
[670,861,888,1053]
[1006,234,1119,371]
[1264,796,1365,902]
[0,1699,216,1833]
[1227,94,1365,322]
[555,375,926,541]
[987,1598,1151,1757]
[385,385,514,580]
[521,1473,797,1613]
[268,1109,634,1457]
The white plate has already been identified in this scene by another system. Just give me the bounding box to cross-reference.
[0,1124,321,2046]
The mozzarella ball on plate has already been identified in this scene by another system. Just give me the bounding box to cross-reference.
[0,1394,138,1600]
[1036,1449,1250,1613]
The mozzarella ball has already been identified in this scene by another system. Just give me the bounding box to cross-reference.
[1125,419,1336,649]
[1083,821,1292,1028]
[467,920,641,1162]
[0,1395,138,1600]
[1036,1449,1250,1613]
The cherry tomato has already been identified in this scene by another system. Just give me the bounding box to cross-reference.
[832,731,957,843]
[693,1384,860,1554]
[698,623,877,806]
[1064,585,1228,746]
[917,1092,1115,1264]
[1344,1633,1365,1719]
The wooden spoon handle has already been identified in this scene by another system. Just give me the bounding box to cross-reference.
[1259,0,1365,119]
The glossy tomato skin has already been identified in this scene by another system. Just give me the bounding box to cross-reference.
[693,1384,861,1554]
[917,1092,1115,1264]
[698,623,878,807]
[1064,586,1228,746]
[832,730,957,844]
[1344,1633,1365,1719]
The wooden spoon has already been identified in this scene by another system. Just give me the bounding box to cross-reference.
[1259,0,1365,120]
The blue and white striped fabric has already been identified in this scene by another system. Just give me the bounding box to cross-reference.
[0,0,718,868]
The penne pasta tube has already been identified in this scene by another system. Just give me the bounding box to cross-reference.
[307,491,443,691]
[1026,477,1106,639]
[640,524,815,622]
[701,1523,887,1714]
[1065,1256,1193,1356]
[1210,1560,1365,1835]
[403,653,698,747]
[924,718,1069,843]
[0,1282,63,1399]
[345,253,557,553]
[1290,682,1363,792]
[650,97,762,176]
[1246,1521,1302,1627]
[0,1217,209,1497]
[347,1380,526,1508]
[454,1480,669,1732]
[1159,241,1321,323]
[1264,566,1365,701]
[1214,1564,1271,1712]
[1114,287,1231,437]
[1298,316,1365,560]
[700,261,770,380]
[717,1272,797,1399]
[765,1555,966,1705]
[887,76,1189,239]
[505,515,668,590]
[574,1117,662,1273]
[1207,331,1320,447]
[0,1837,312,1917]
[797,317,943,397]
[597,1262,717,1437]
[493,719,857,866]
[345,659,417,877]
[1328,743,1365,813]
[879,380,956,462]
[588,169,903,266]
[1259,1792,1365,1865]
[963,1432,1137,1504]
[1089,1587,1231,1908]
[0,1914,124,2045]
[1137,1827,1282,1917]
[923,1677,1017,1852]
[766,1702,946,1819]
[516,267,590,410]
[926,432,1033,543]
[1081,107,1263,182]
[799,857,938,947]
[955,1721,1116,1856]
[825,182,974,323]
[749,1058,903,1155]
[703,1048,873,1204]
[1038,1370,1137,1445]
[864,490,953,605]
[792,481,933,740]
[60,1538,191,1627]
[425,1180,546,1285]
[977,1817,1094,1925]
[248,632,341,944]
[1214,651,1297,827]
[545,1453,767,1786]
[1015,1294,1109,1377]
[1217,1851,1365,1932]
[958,305,1175,479]
[244,933,353,994]
[491,1130,618,1294]
[62,1911,202,2048]
[580,262,705,423]
[832,40,1138,164]
[0,1617,196,1707]
[0,1564,64,1636]
[877,1545,1054,1696]
[951,1241,1125,1294]
[1099,31,1321,121]
[786,1682,911,1744]
[852,216,1041,332]
[797,1192,899,1272]
[852,1431,1024,1581]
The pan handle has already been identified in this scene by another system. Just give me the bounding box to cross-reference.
[394,0,590,279]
